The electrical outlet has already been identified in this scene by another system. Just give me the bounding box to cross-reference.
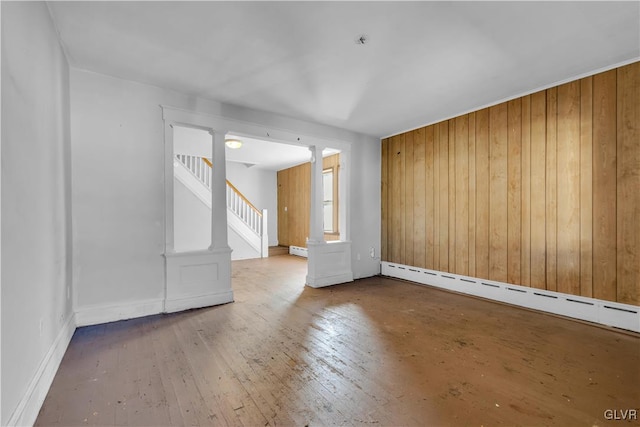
[370,247,376,258]
[357,253,361,261]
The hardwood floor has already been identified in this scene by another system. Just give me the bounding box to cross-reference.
[37,256,638,426]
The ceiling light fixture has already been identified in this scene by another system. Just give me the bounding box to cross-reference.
[225,138,243,149]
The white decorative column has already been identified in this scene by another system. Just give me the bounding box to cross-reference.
[308,145,325,244]
[163,127,233,313]
[306,145,353,288]
[209,130,230,250]
[164,122,175,253]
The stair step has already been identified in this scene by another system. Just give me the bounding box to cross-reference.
[268,246,289,257]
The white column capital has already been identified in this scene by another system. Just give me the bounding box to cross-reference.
[308,145,325,164]
[208,129,228,139]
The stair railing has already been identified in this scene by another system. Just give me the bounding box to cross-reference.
[175,154,269,256]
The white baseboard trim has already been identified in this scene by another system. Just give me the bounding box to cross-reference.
[382,262,640,333]
[7,314,76,427]
[75,298,164,327]
[164,290,234,313]
[289,246,308,258]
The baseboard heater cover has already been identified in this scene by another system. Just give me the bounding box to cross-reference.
[381,261,640,333]
[289,245,308,258]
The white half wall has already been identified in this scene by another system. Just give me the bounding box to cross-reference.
[1,2,74,425]
[225,161,278,247]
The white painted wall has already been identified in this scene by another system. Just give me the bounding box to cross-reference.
[1,2,74,425]
[69,67,380,313]
[225,162,278,247]
[228,227,261,260]
[173,178,211,252]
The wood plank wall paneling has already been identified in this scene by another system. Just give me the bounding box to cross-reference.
[556,81,581,296]
[381,62,640,305]
[277,154,340,248]
[546,87,558,292]
[425,126,435,270]
[592,70,617,302]
[489,103,508,283]
[413,128,427,268]
[521,96,532,287]
[439,122,449,271]
[530,91,547,289]
[475,109,490,279]
[580,78,593,298]
[405,132,415,266]
[381,139,389,261]
[616,63,640,305]
[507,99,522,285]
[468,113,477,277]
[448,121,456,274]
[455,115,469,276]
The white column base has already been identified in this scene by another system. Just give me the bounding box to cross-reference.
[306,240,354,288]
[165,248,233,313]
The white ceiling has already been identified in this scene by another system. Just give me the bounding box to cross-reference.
[48,1,639,138]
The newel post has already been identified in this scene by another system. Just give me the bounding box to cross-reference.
[261,209,269,258]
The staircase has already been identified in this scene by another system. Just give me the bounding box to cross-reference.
[174,154,268,258]
[268,245,289,257]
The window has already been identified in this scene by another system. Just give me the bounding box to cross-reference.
[323,167,338,234]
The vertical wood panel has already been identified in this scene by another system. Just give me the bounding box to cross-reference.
[390,135,402,263]
[556,81,581,295]
[507,99,522,285]
[303,163,312,246]
[277,169,289,245]
[439,122,449,271]
[381,139,389,261]
[475,109,490,279]
[413,128,427,268]
[405,132,415,266]
[455,115,469,276]
[521,95,532,287]
[592,70,617,301]
[433,124,441,271]
[468,113,477,277]
[399,135,406,263]
[616,63,640,305]
[299,163,312,248]
[580,77,593,298]
[489,104,508,282]
[546,87,558,292]
[425,126,435,270]
[530,91,547,289]
[448,121,456,273]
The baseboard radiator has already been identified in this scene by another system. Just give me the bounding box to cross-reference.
[381,261,639,333]
[289,245,308,258]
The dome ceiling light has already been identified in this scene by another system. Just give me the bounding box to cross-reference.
[225,138,243,149]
